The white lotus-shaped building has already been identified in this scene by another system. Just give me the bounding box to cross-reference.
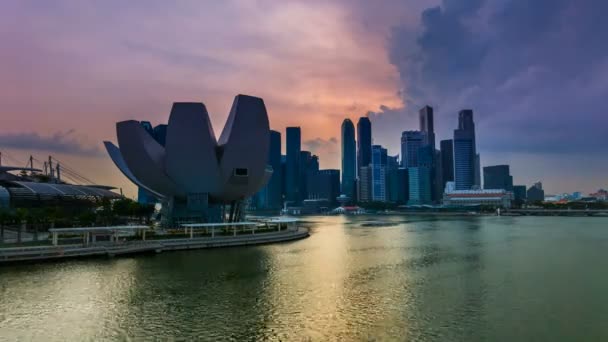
[104,94,272,222]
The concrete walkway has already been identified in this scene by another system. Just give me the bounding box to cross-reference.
[0,227,309,264]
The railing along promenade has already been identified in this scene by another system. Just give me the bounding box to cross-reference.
[0,218,307,263]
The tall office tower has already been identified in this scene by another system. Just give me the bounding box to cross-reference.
[309,169,341,205]
[408,167,432,205]
[453,110,477,190]
[280,155,286,202]
[440,140,454,188]
[341,119,357,199]
[307,154,320,198]
[401,131,426,168]
[251,130,282,210]
[419,106,436,150]
[286,127,301,202]
[371,145,388,202]
[265,130,283,209]
[483,165,513,191]
[358,166,372,202]
[299,151,316,200]
[357,117,372,174]
[388,168,409,204]
[434,149,443,200]
[474,153,481,188]
[387,155,399,170]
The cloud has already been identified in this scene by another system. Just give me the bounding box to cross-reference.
[303,137,338,154]
[0,130,104,157]
[302,137,340,169]
[386,0,608,156]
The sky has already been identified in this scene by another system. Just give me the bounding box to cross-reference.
[1,0,607,198]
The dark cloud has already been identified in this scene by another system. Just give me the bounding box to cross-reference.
[0,130,104,157]
[385,0,608,156]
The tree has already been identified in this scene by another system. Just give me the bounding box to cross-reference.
[79,211,97,227]
[14,208,27,244]
[0,209,12,243]
[27,208,45,242]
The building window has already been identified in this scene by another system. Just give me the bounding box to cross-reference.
[234,168,248,177]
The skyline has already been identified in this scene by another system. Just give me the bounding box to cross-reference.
[1,0,607,196]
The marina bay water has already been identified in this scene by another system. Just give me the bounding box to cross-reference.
[1,215,608,340]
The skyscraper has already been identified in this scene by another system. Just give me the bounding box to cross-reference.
[388,168,409,204]
[357,117,372,172]
[266,130,282,209]
[371,145,388,202]
[483,165,513,191]
[299,151,316,200]
[408,167,432,205]
[286,127,301,202]
[401,131,425,168]
[453,110,477,190]
[474,153,481,189]
[419,106,436,150]
[440,139,454,189]
[308,169,341,205]
[341,119,357,199]
[252,130,283,210]
[358,166,372,202]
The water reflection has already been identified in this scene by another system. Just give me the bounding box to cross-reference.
[2,216,608,340]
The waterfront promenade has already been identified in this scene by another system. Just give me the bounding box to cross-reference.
[0,219,308,264]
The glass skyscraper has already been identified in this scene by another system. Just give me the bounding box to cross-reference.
[440,139,454,189]
[401,131,426,168]
[308,169,340,205]
[285,127,301,202]
[254,130,282,210]
[341,119,356,199]
[419,106,436,150]
[408,167,432,205]
[483,165,513,191]
[357,117,372,172]
[388,168,408,204]
[453,110,477,190]
[371,145,387,202]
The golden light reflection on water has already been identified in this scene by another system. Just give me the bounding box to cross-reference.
[0,259,138,341]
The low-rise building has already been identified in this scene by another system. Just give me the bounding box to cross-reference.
[443,182,513,208]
